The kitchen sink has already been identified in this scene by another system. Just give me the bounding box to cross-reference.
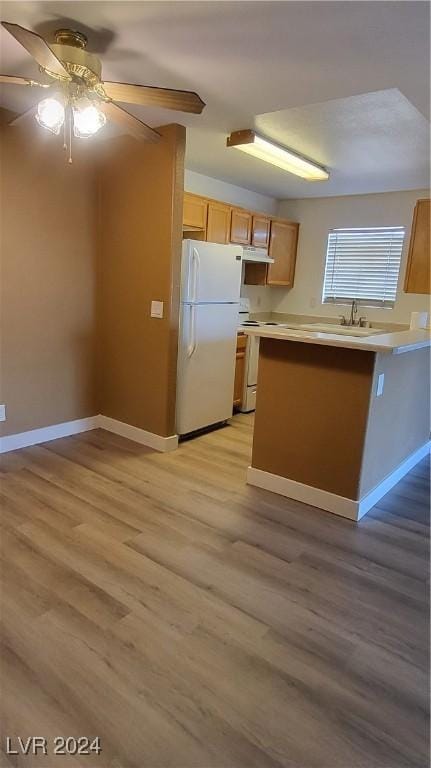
[298,323,386,337]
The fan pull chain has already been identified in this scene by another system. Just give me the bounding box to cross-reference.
[68,105,73,164]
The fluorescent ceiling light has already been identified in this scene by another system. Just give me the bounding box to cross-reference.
[226,130,329,181]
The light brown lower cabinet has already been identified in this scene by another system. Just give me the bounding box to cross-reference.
[404,199,430,294]
[233,333,247,408]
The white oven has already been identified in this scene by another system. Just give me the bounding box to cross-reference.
[238,298,259,413]
[237,297,289,413]
[240,334,259,412]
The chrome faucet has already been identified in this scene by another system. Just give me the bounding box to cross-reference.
[349,299,358,326]
[339,300,367,327]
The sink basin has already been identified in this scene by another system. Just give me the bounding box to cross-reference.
[298,323,385,337]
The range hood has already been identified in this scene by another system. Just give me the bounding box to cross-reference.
[241,246,274,263]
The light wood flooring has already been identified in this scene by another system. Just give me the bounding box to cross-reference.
[0,413,429,768]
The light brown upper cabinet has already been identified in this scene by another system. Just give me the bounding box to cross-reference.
[266,220,300,287]
[182,193,300,288]
[404,199,430,294]
[183,192,208,233]
[252,215,271,249]
[231,209,252,245]
[206,201,231,244]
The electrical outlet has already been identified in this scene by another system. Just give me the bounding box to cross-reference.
[256,296,261,307]
[151,300,164,319]
[376,373,385,397]
[310,297,317,308]
[0,404,5,421]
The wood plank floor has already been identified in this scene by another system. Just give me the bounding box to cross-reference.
[1,413,429,768]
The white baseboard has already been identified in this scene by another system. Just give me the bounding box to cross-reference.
[247,440,431,522]
[0,414,178,454]
[97,415,178,453]
[0,416,98,454]
[357,441,431,518]
[247,467,359,520]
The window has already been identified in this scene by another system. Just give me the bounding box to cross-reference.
[322,226,405,308]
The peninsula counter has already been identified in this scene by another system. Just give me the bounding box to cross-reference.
[245,327,430,521]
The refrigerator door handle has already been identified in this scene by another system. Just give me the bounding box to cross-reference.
[192,247,200,302]
[187,304,197,358]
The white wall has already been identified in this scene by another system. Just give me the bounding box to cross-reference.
[184,169,277,215]
[185,169,278,314]
[274,189,430,325]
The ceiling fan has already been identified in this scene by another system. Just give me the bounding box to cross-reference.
[0,21,205,161]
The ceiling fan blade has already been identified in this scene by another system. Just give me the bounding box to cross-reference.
[102,81,205,114]
[9,104,38,126]
[1,21,71,80]
[0,73,49,87]
[8,82,55,125]
[99,101,161,143]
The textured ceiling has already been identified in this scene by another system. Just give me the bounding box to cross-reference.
[0,1,429,198]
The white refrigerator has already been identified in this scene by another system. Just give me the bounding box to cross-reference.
[176,239,243,436]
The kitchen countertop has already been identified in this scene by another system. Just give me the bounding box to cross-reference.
[243,325,431,354]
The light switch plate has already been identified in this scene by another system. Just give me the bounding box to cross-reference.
[0,404,5,421]
[376,373,385,397]
[151,300,164,319]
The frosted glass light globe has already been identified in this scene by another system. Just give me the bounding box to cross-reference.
[36,97,65,134]
[73,104,106,138]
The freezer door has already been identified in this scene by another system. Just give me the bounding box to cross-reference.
[176,302,238,435]
[181,240,242,303]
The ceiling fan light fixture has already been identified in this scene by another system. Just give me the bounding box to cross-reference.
[1,21,204,160]
[226,130,329,181]
[35,96,65,134]
[72,102,106,138]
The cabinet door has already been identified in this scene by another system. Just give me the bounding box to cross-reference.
[404,199,430,294]
[206,202,231,244]
[252,215,271,249]
[267,220,299,287]
[233,334,247,408]
[183,193,208,231]
[231,209,252,245]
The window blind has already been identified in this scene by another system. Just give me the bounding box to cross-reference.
[322,226,405,308]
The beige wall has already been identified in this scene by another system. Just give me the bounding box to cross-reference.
[97,124,185,437]
[274,189,431,324]
[360,347,431,495]
[1,119,185,440]
[0,120,97,436]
